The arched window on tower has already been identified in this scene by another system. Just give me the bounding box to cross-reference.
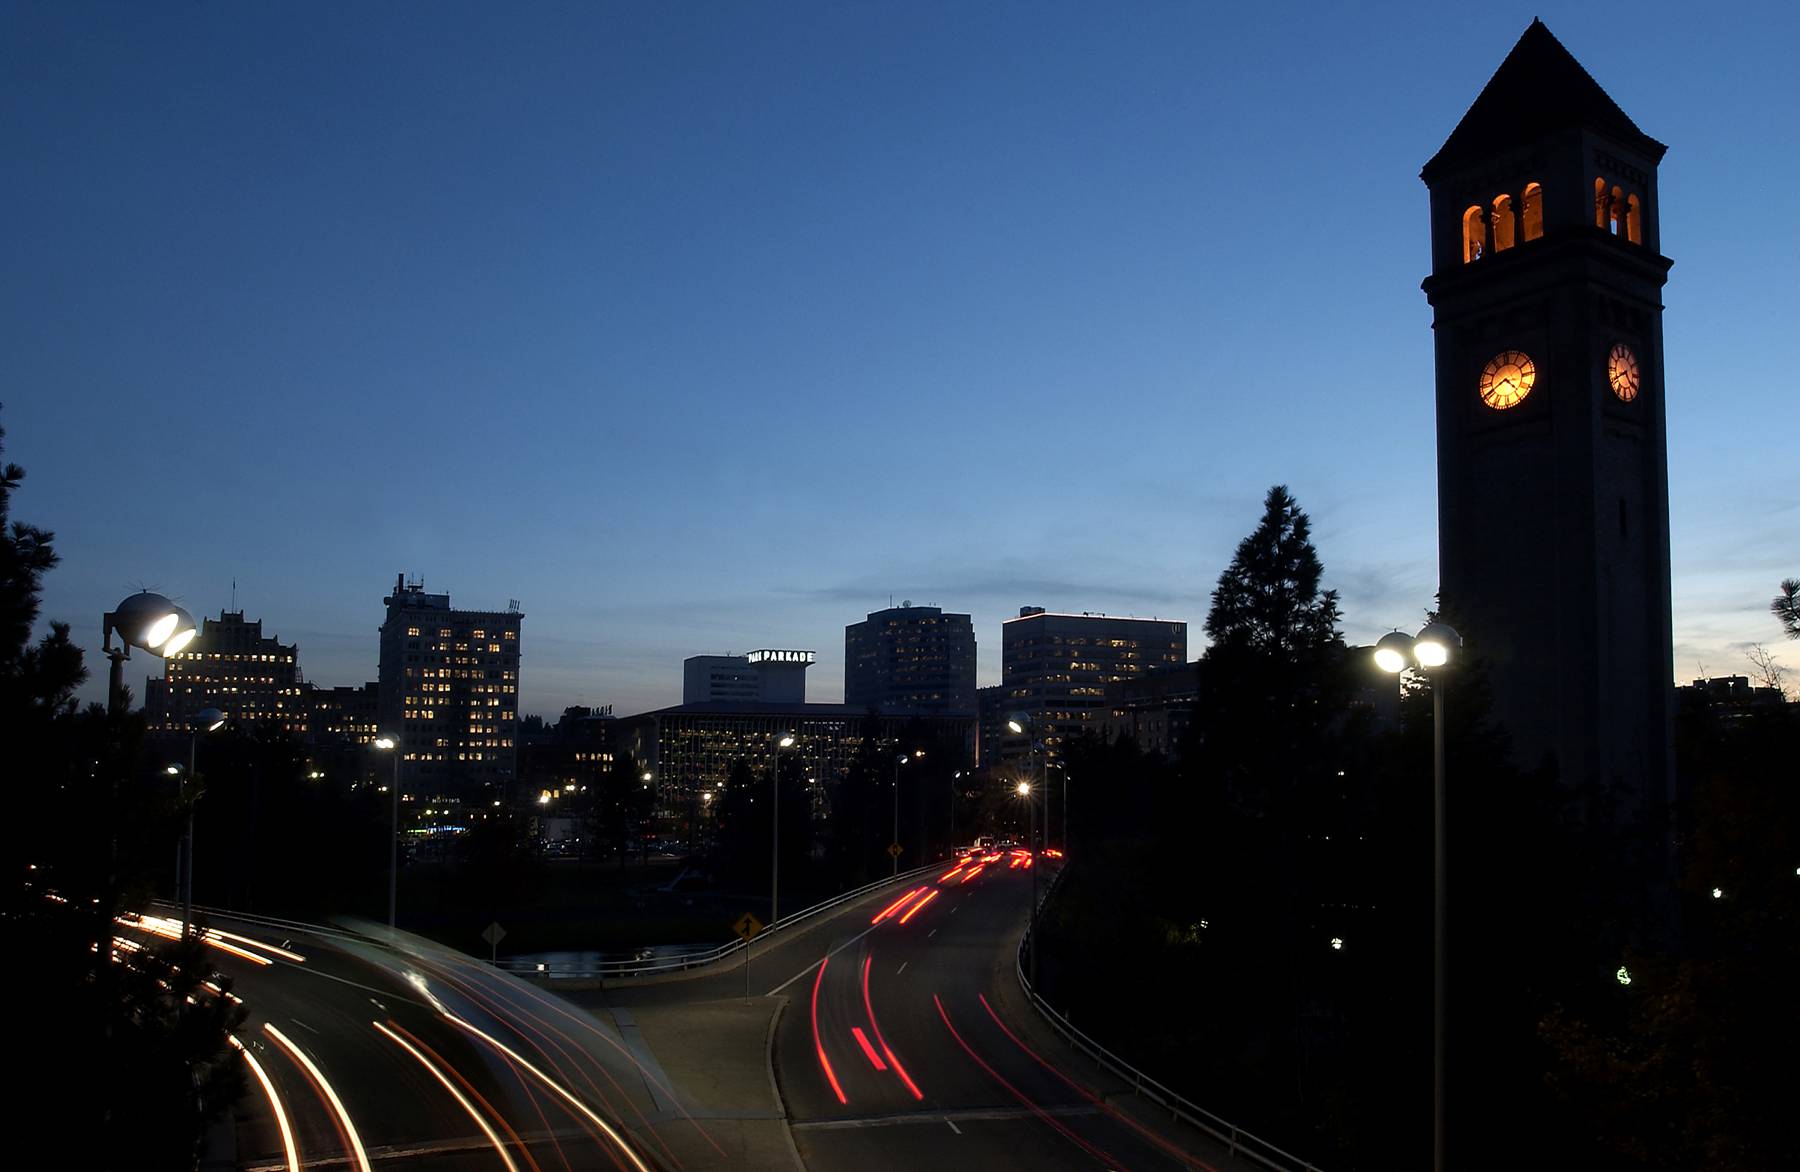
[1595,177,1609,229]
[1626,194,1642,244]
[1521,183,1543,241]
[1609,186,1626,236]
[1492,195,1516,251]
[1462,205,1486,263]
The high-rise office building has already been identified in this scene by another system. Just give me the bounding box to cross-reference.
[146,609,306,736]
[844,604,977,715]
[998,607,1187,761]
[377,574,522,796]
[682,650,813,705]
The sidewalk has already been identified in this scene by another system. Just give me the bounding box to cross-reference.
[570,990,806,1172]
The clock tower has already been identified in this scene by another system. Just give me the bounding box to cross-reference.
[1422,21,1674,819]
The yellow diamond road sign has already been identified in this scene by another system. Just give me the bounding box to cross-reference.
[887,842,904,858]
[733,912,765,941]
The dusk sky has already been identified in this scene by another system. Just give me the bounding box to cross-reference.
[7,2,1796,719]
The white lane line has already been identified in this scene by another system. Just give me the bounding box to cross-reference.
[946,1118,962,1135]
[951,904,959,914]
[896,961,908,975]
[928,929,937,939]
[289,1018,319,1034]
[765,919,884,997]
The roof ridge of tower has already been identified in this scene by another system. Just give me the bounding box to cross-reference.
[1422,19,1665,182]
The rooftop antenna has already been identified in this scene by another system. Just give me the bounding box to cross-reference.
[230,578,236,611]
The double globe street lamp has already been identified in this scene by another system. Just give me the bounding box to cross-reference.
[102,591,199,714]
[1373,620,1461,1172]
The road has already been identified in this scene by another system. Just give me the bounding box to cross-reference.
[118,909,713,1171]
[128,852,1266,1171]
[602,853,1250,1171]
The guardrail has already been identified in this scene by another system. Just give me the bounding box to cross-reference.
[492,860,945,979]
[158,862,946,981]
[1016,867,1324,1172]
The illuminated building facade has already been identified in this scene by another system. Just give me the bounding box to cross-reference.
[998,607,1187,762]
[146,609,305,736]
[377,574,522,796]
[617,701,973,831]
[682,649,813,704]
[305,682,381,746]
[844,604,977,715]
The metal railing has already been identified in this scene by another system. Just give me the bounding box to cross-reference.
[156,861,945,981]
[492,861,946,979]
[1016,867,1325,1172]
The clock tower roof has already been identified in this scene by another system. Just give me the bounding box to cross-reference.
[1422,19,1666,183]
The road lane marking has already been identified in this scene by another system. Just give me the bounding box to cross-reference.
[928,929,937,939]
[860,955,923,1100]
[933,996,1119,1168]
[765,920,884,997]
[791,1105,1103,1130]
[946,1119,962,1135]
[289,1018,318,1034]
[896,961,907,975]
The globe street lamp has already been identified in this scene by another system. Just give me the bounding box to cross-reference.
[374,736,401,929]
[102,591,199,714]
[771,732,795,923]
[179,706,226,936]
[1374,620,1461,1172]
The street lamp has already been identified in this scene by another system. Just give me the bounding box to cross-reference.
[771,732,795,923]
[1374,619,1461,1172]
[951,771,963,854]
[1014,777,1042,987]
[102,591,199,714]
[892,748,923,876]
[374,735,401,929]
[1046,761,1069,850]
[178,706,226,936]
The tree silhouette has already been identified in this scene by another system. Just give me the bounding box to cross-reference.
[1773,578,1800,640]
[3,408,242,1165]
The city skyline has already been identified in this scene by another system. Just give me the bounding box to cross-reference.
[8,3,1796,721]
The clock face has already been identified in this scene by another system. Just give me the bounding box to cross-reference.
[1607,343,1640,402]
[1479,350,1535,410]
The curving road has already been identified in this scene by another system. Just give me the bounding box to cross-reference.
[763,855,1242,1171]
[132,852,1270,1171]
[118,910,711,1171]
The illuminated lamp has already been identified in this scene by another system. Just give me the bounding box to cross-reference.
[1373,631,1415,674]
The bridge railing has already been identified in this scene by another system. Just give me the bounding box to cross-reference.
[488,860,944,979]
[1016,866,1325,1172]
[159,861,944,981]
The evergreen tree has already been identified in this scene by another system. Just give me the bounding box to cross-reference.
[1204,484,1342,659]
[1774,577,1800,640]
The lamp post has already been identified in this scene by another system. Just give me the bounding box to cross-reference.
[771,732,794,924]
[179,707,226,936]
[1374,620,1461,1172]
[374,736,401,929]
[1046,761,1068,850]
[950,771,962,854]
[102,591,199,716]
[891,748,923,875]
[1015,779,1041,986]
